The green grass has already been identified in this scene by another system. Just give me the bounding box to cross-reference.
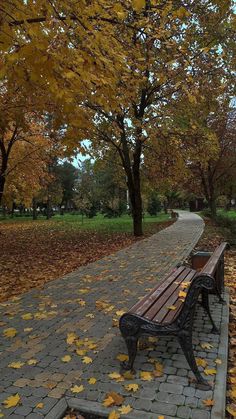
[0,212,170,233]
[217,209,236,220]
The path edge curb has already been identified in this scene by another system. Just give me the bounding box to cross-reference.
[211,288,229,419]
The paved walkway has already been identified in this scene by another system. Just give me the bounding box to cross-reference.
[0,211,228,418]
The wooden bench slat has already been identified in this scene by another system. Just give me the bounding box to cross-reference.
[153,269,197,323]
[144,267,192,321]
[129,266,186,317]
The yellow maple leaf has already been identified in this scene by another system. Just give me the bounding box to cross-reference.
[27,359,38,365]
[215,358,222,365]
[71,385,84,393]
[230,389,236,398]
[109,372,123,380]
[66,333,77,345]
[201,342,213,350]
[140,371,153,381]
[153,362,163,377]
[116,354,128,362]
[8,361,25,369]
[179,291,187,298]
[76,349,87,356]
[88,377,97,384]
[103,395,115,407]
[108,411,120,419]
[82,356,92,364]
[116,310,125,317]
[21,313,33,320]
[204,368,217,375]
[196,358,208,368]
[166,305,176,310]
[3,328,17,338]
[118,405,132,414]
[61,355,71,362]
[3,394,21,408]
[158,416,165,419]
[203,399,215,406]
[36,402,44,408]
[24,328,33,332]
[125,383,139,392]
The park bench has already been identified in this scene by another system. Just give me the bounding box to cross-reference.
[119,242,229,390]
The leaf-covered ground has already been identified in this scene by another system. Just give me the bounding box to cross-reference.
[0,215,172,303]
[193,217,236,418]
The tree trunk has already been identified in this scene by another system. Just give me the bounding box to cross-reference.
[208,197,216,217]
[0,175,6,206]
[32,198,37,220]
[46,198,51,219]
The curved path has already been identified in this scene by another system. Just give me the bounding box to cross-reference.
[0,212,224,418]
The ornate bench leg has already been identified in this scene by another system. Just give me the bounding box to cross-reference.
[121,336,138,371]
[178,331,211,390]
[201,290,219,334]
[119,314,140,371]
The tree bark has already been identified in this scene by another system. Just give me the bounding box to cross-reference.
[32,198,37,220]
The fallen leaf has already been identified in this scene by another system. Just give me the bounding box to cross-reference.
[166,305,176,310]
[88,377,97,384]
[36,403,44,408]
[66,333,77,345]
[153,362,163,377]
[24,327,33,332]
[116,310,125,316]
[71,385,84,393]
[109,372,123,380]
[82,356,92,364]
[76,349,87,356]
[27,359,38,365]
[124,383,139,392]
[103,395,115,407]
[3,328,17,338]
[21,313,33,320]
[201,342,213,350]
[61,355,71,362]
[118,405,133,414]
[116,354,128,362]
[178,291,187,298]
[8,361,25,369]
[196,358,208,368]
[108,411,120,419]
[204,368,217,375]
[140,371,153,381]
[203,399,215,406]
[215,358,222,365]
[103,392,124,407]
[3,394,21,408]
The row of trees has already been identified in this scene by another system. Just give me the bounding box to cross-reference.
[0,0,235,234]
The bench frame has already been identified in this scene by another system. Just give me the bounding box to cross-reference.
[119,242,229,390]
[120,273,215,390]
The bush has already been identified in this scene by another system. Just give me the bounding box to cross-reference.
[147,193,162,216]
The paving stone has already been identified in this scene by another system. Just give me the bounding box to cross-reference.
[185,396,198,408]
[177,405,192,418]
[191,409,211,419]
[14,405,33,415]
[152,401,178,416]
[159,382,184,394]
[156,391,185,405]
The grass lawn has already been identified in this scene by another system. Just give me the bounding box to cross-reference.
[217,209,236,219]
[0,212,172,302]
